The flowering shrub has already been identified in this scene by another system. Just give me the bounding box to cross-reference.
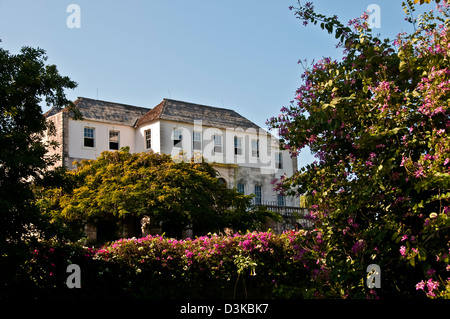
[267,1,449,298]
[11,227,447,299]
[93,231,314,298]
[7,239,103,298]
[10,230,339,298]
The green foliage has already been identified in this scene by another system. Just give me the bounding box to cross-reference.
[37,148,279,241]
[269,1,449,298]
[0,44,78,296]
[0,45,78,243]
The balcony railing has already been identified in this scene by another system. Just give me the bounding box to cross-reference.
[251,200,314,230]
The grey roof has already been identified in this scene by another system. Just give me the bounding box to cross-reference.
[136,98,261,130]
[74,97,151,126]
[46,97,262,131]
[45,97,151,126]
[43,107,63,118]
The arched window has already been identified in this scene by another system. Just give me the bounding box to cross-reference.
[218,178,227,187]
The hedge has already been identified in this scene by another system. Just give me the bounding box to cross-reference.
[5,230,322,299]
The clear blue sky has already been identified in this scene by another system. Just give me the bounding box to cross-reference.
[0,0,435,167]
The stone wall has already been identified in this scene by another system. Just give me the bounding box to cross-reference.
[44,111,64,168]
[44,110,71,169]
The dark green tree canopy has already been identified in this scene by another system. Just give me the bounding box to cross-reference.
[0,45,78,242]
[0,44,78,296]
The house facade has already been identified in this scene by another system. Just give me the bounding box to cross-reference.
[44,97,307,237]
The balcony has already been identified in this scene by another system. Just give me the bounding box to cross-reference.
[251,200,314,232]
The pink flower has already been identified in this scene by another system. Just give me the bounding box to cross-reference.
[400,246,407,257]
[414,167,425,178]
[426,279,440,297]
[427,269,436,277]
[400,157,408,167]
[416,280,425,290]
[240,239,253,251]
[351,239,365,255]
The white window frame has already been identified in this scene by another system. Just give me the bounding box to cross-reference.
[193,131,202,150]
[109,130,120,150]
[173,128,183,148]
[213,134,223,154]
[251,139,259,158]
[145,129,151,149]
[83,127,95,148]
[234,136,243,156]
[275,152,283,169]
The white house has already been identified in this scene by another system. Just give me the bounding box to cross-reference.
[44,97,307,235]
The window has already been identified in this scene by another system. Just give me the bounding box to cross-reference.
[84,127,95,148]
[145,129,151,149]
[213,134,222,154]
[234,136,242,155]
[173,129,182,148]
[254,185,262,205]
[237,183,245,194]
[251,139,259,158]
[193,131,202,150]
[275,152,283,169]
[109,130,119,150]
[277,194,285,206]
[218,178,227,187]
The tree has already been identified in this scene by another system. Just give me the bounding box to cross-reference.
[0,45,79,241]
[267,1,449,298]
[38,148,279,241]
[0,44,78,296]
